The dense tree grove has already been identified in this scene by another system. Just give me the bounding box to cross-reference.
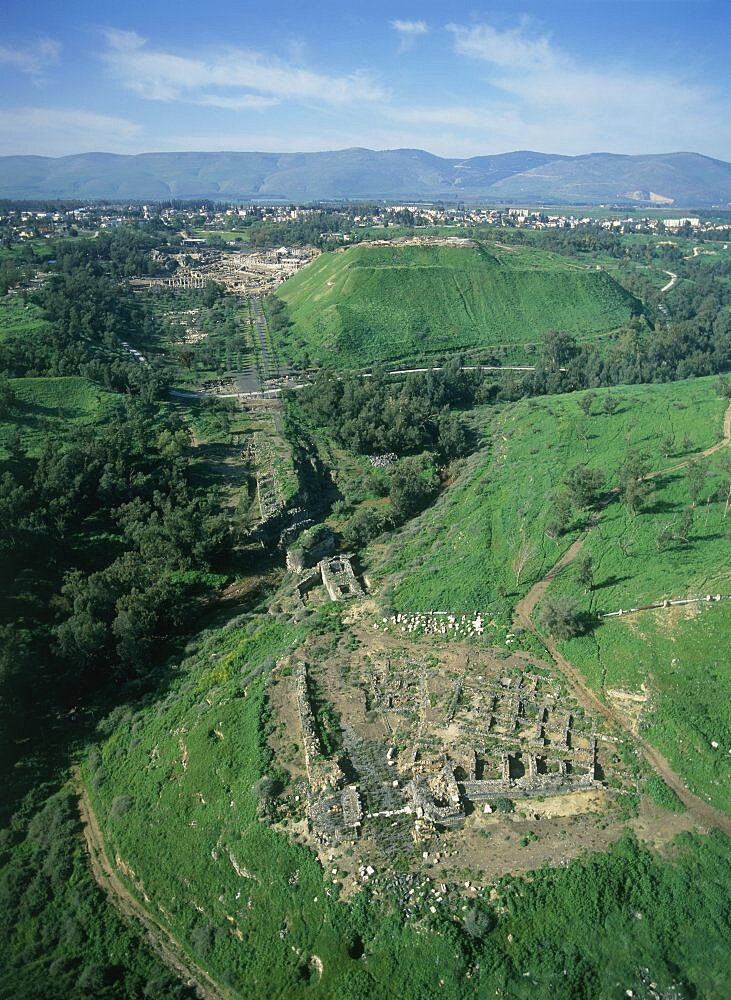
[2,398,230,681]
[516,311,730,396]
[0,230,239,721]
[293,364,473,459]
[0,242,170,396]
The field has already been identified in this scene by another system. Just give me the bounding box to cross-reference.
[85,611,731,999]
[0,376,117,457]
[274,243,640,367]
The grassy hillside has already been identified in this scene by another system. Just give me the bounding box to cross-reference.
[85,612,731,999]
[369,376,730,813]
[543,452,731,815]
[559,604,731,816]
[0,376,117,457]
[0,295,49,343]
[372,377,727,616]
[275,244,640,367]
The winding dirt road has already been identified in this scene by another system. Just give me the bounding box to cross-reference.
[73,766,228,1000]
[513,401,731,836]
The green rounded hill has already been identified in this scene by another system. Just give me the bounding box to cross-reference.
[275,242,641,367]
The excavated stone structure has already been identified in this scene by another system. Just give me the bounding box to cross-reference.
[319,555,364,601]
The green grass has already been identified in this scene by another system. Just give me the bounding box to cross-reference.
[532,422,730,814]
[86,612,731,999]
[547,458,730,613]
[85,615,470,996]
[0,295,49,342]
[372,377,727,618]
[0,376,118,457]
[275,243,640,367]
[558,603,731,817]
[192,228,252,244]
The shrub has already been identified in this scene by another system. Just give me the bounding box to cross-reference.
[110,795,132,818]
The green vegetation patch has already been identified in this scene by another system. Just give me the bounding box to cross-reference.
[0,785,192,1000]
[0,295,49,343]
[560,604,731,816]
[0,376,117,456]
[644,775,686,813]
[373,377,726,617]
[275,243,640,367]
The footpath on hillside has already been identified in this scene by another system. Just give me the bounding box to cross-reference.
[513,401,731,837]
[72,766,229,1000]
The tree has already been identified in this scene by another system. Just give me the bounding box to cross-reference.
[343,506,392,549]
[544,490,574,541]
[686,461,707,506]
[462,907,495,939]
[563,464,605,510]
[676,506,694,542]
[602,394,618,415]
[655,522,674,552]
[389,457,438,521]
[576,553,594,593]
[435,408,469,460]
[619,449,651,515]
[0,373,14,416]
[4,426,23,460]
[542,330,578,369]
[660,433,675,458]
[578,393,595,417]
[539,596,585,640]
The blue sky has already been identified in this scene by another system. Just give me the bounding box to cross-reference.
[1,0,729,159]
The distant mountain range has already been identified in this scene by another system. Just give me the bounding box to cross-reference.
[1,148,730,206]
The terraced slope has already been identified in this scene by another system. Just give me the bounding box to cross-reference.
[275,243,640,367]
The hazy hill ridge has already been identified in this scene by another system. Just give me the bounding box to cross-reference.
[1,148,730,205]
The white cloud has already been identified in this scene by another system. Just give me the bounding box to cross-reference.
[391,19,429,53]
[0,38,61,79]
[0,107,142,156]
[102,29,386,109]
[195,94,280,111]
[390,20,429,37]
[447,21,558,72]
[445,19,729,156]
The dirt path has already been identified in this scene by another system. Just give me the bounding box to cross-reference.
[514,532,592,626]
[540,635,731,835]
[513,401,731,835]
[72,766,229,1000]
